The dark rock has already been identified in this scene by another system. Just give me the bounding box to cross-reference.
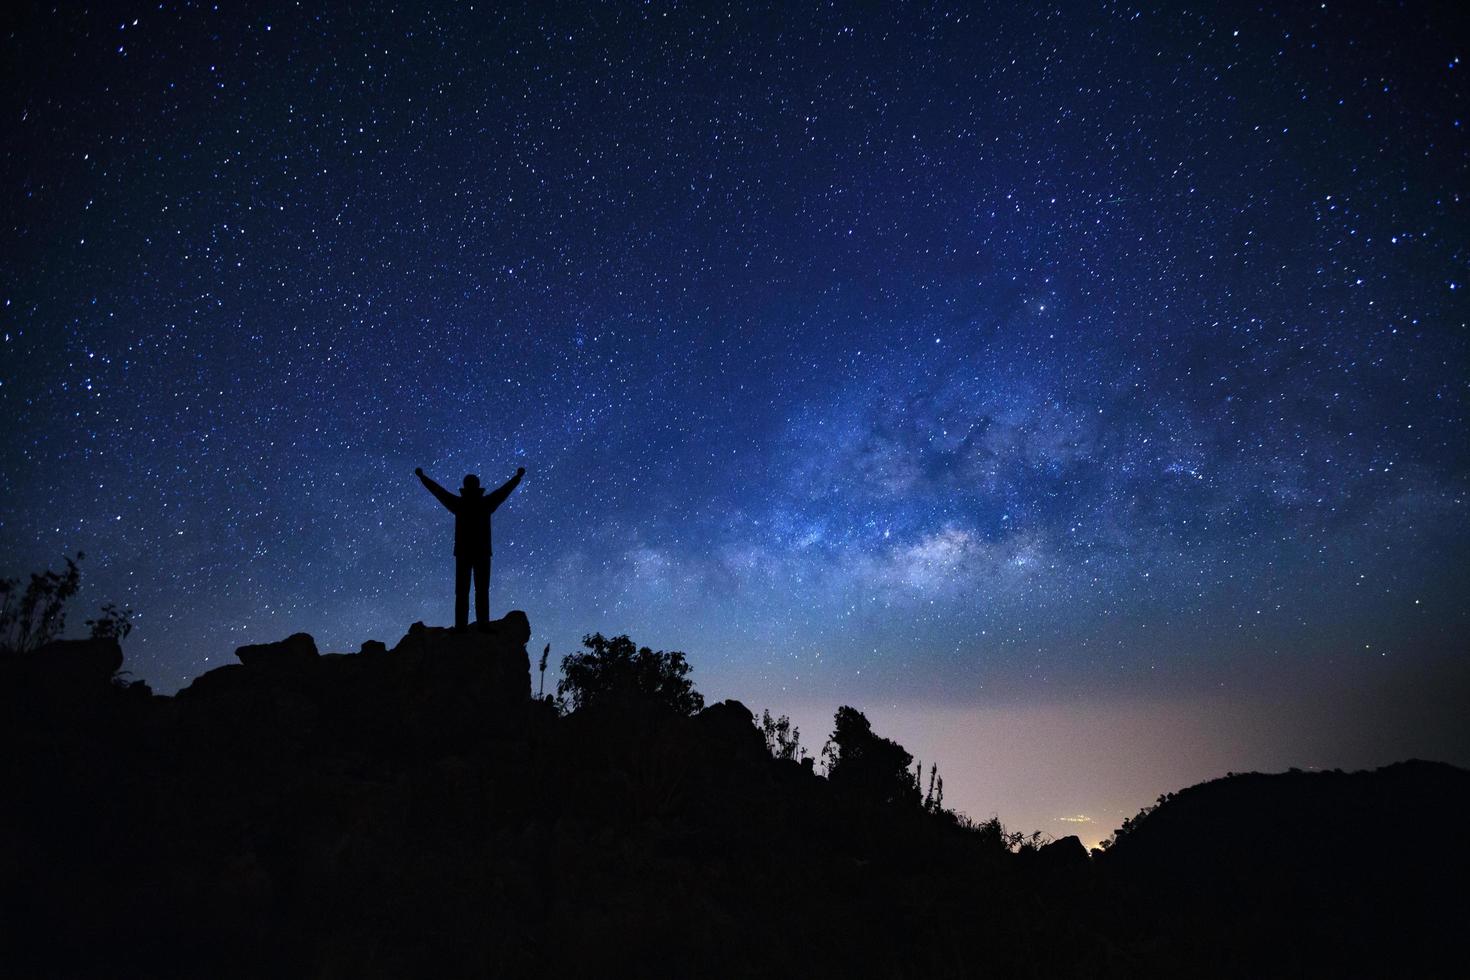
[176,662,252,700]
[17,636,124,686]
[1035,834,1089,872]
[385,615,532,732]
[693,699,766,762]
[174,614,534,758]
[698,697,753,725]
[3,637,124,721]
[65,636,124,679]
[236,632,318,669]
[695,697,754,734]
[487,609,531,646]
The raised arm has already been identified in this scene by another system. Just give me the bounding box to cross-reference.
[415,468,459,512]
[487,467,526,511]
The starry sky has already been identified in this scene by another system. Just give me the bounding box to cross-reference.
[4,1,1468,845]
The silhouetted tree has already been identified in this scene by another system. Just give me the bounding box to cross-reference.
[557,632,704,715]
[760,709,806,762]
[0,553,84,654]
[821,706,921,807]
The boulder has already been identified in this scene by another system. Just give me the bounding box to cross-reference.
[1036,834,1090,873]
[365,613,533,743]
[236,632,318,669]
[20,637,124,688]
[176,615,535,751]
[693,699,766,762]
[487,609,531,646]
[389,612,531,682]
[2,637,125,722]
[176,662,252,700]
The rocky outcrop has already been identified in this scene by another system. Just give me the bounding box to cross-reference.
[235,631,318,669]
[8,635,123,688]
[694,698,767,762]
[3,636,124,721]
[175,612,535,753]
[1033,834,1089,873]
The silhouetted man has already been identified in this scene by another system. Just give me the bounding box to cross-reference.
[415,466,525,629]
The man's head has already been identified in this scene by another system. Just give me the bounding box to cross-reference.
[462,474,481,493]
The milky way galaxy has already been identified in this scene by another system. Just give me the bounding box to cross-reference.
[4,2,1467,843]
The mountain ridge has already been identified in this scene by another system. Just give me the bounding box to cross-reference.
[3,615,1464,977]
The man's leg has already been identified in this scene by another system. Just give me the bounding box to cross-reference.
[454,556,470,629]
[474,554,490,625]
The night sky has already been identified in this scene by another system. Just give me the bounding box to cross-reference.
[4,1,1468,845]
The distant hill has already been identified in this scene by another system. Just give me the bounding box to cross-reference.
[3,617,1464,978]
[1094,760,1470,976]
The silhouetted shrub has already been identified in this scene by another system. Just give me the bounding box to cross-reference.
[1,553,137,658]
[1,553,84,654]
[760,709,806,762]
[86,602,134,641]
[557,632,704,715]
[922,761,944,814]
[821,706,920,807]
[536,642,551,698]
[967,815,1047,852]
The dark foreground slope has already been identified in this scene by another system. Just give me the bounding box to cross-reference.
[1094,760,1470,976]
[3,619,1465,979]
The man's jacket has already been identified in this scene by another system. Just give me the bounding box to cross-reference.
[418,472,522,557]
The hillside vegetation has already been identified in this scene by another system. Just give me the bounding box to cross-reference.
[3,615,1464,978]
